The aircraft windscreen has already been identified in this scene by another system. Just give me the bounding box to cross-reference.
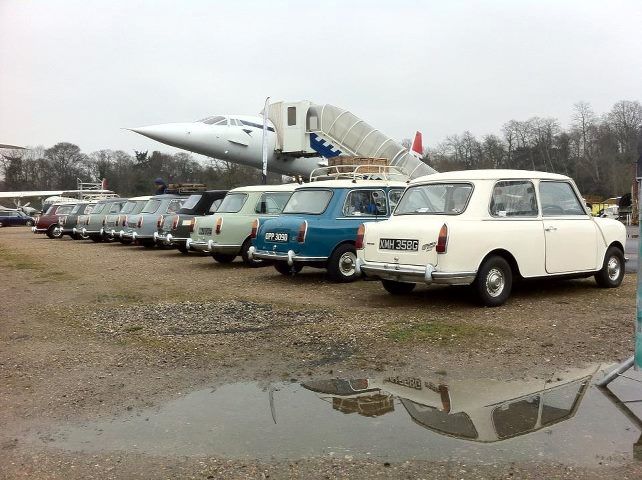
[199,116,227,125]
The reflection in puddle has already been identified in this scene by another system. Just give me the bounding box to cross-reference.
[37,366,641,465]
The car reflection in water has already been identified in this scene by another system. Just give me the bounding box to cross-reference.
[302,366,596,443]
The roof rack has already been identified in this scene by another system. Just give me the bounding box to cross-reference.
[165,183,208,194]
[309,164,409,182]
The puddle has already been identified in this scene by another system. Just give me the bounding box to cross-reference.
[34,366,642,465]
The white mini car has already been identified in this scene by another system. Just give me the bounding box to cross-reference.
[356,170,626,306]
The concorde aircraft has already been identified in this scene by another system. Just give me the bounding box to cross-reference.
[128,101,432,179]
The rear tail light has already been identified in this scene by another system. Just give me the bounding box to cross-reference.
[355,224,365,249]
[157,215,164,228]
[250,218,260,239]
[188,218,195,233]
[85,217,90,225]
[122,215,128,227]
[215,217,223,235]
[137,217,143,228]
[102,218,106,226]
[172,216,180,230]
[297,220,308,243]
[436,223,448,254]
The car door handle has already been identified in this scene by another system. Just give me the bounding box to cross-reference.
[544,226,557,232]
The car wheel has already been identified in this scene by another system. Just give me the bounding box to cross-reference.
[49,225,64,239]
[141,239,155,248]
[274,262,303,276]
[177,244,189,254]
[474,255,512,307]
[595,246,625,288]
[212,253,236,263]
[327,244,360,283]
[119,238,133,245]
[381,279,416,295]
[25,220,34,227]
[90,235,103,243]
[241,238,265,267]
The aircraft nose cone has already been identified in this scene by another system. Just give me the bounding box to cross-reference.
[127,123,196,146]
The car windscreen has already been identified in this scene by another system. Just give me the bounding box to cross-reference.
[91,203,107,214]
[282,190,332,214]
[395,183,473,215]
[178,194,202,213]
[217,193,248,213]
[56,205,75,215]
[141,199,161,214]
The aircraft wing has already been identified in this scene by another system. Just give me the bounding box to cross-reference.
[0,189,114,199]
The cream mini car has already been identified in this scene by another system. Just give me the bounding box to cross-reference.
[356,170,626,306]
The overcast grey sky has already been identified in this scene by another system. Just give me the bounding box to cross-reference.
[1,0,641,157]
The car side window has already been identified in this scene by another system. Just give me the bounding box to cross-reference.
[166,199,183,214]
[539,181,586,216]
[490,180,538,217]
[343,190,387,216]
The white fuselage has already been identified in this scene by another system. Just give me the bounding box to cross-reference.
[129,115,325,177]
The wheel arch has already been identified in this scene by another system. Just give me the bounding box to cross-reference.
[478,249,522,279]
[608,240,624,254]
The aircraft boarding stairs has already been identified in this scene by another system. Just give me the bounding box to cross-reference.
[267,102,436,180]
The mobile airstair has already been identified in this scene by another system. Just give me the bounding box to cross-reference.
[267,101,436,180]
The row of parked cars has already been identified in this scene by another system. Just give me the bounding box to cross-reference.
[31,168,627,306]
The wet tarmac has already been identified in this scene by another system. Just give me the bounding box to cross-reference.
[32,366,642,466]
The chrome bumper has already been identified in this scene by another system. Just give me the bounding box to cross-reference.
[187,238,213,252]
[249,247,326,266]
[154,232,181,245]
[357,259,476,285]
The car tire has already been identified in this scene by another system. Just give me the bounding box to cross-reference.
[141,239,155,248]
[48,225,63,239]
[381,279,416,295]
[25,220,34,227]
[274,262,303,276]
[90,235,103,243]
[119,238,133,245]
[327,244,360,283]
[595,246,625,288]
[474,255,512,307]
[177,244,189,254]
[212,253,236,263]
[241,238,264,267]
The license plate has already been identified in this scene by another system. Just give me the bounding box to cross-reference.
[265,232,288,242]
[379,238,419,251]
[199,227,212,235]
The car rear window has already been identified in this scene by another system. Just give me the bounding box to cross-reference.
[56,205,75,215]
[283,190,332,215]
[218,193,248,213]
[91,203,107,214]
[71,204,86,214]
[395,183,473,215]
[180,194,202,211]
[131,201,148,214]
[141,199,161,214]
[254,192,292,214]
[119,201,136,214]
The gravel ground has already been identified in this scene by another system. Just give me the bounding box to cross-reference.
[1,227,640,479]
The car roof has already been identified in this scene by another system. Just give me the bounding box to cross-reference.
[410,169,570,184]
[299,179,408,189]
[96,197,127,203]
[128,195,153,201]
[229,183,300,193]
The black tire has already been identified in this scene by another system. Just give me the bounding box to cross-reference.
[141,239,156,248]
[326,244,360,283]
[595,246,625,288]
[47,225,63,239]
[212,253,236,263]
[177,243,189,254]
[274,262,303,276]
[25,220,34,227]
[381,279,416,295]
[90,235,103,243]
[474,255,513,307]
[241,238,264,267]
[119,238,133,245]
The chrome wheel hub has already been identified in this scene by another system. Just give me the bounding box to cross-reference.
[486,268,505,297]
[607,256,621,281]
[339,252,357,276]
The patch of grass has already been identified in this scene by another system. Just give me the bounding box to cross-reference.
[95,292,144,304]
[388,321,503,344]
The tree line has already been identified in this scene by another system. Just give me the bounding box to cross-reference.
[418,99,642,197]
[1,99,641,201]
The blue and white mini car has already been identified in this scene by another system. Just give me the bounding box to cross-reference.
[250,179,407,282]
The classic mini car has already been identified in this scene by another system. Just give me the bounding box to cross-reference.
[188,184,298,265]
[32,202,78,238]
[102,196,152,244]
[76,198,128,242]
[58,201,97,239]
[121,194,186,247]
[155,190,228,253]
[356,170,627,306]
[0,210,35,227]
[250,179,406,281]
